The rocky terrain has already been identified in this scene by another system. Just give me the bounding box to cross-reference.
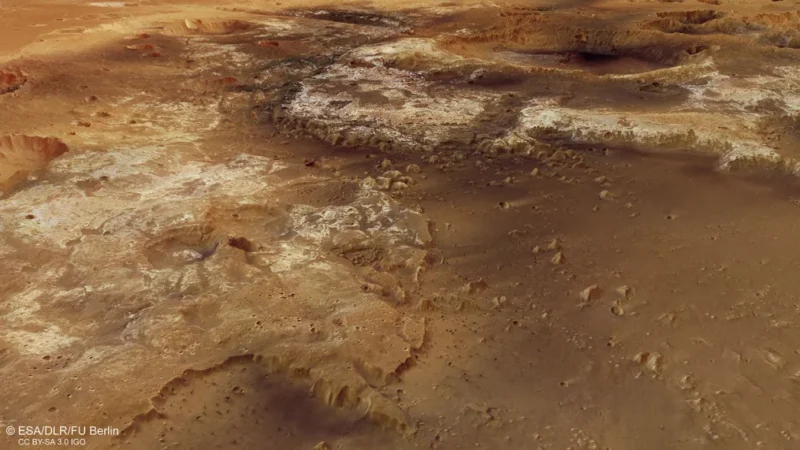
[3,0,800,449]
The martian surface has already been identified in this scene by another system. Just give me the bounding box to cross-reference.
[3,0,800,449]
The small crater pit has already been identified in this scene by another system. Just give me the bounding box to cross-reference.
[209,204,294,239]
[144,226,221,269]
[228,237,257,252]
[0,70,27,94]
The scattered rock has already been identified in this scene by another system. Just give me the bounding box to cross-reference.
[532,245,542,254]
[550,150,567,161]
[456,299,478,312]
[599,190,614,201]
[380,159,393,169]
[723,348,742,363]
[551,252,565,265]
[469,68,487,82]
[415,297,438,311]
[401,318,426,349]
[634,352,663,373]
[498,201,510,209]
[492,295,507,308]
[375,176,391,190]
[611,299,624,316]
[762,348,786,370]
[461,403,500,426]
[658,313,676,325]
[462,279,489,294]
[579,285,603,303]
[397,175,415,185]
[405,163,421,173]
[361,176,378,189]
[312,442,331,450]
[644,353,663,372]
[616,285,633,299]
[593,176,608,184]
[678,374,696,390]
[547,238,561,251]
[391,181,409,191]
[383,170,402,180]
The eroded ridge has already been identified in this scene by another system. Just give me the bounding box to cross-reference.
[0,135,68,188]
[261,8,800,174]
